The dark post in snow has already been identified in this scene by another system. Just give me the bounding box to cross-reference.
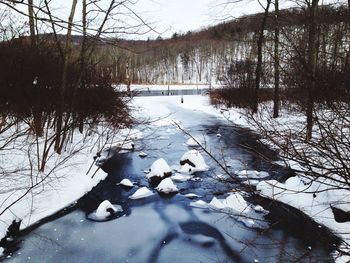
[126,60,131,97]
[181,96,184,103]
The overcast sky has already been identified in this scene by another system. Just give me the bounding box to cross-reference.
[3,0,345,39]
[132,0,343,39]
[133,0,269,38]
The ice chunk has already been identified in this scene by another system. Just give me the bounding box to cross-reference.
[254,205,266,213]
[129,187,154,199]
[258,171,270,178]
[242,180,260,187]
[138,152,148,158]
[183,193,201,199]
[117,179,133,187]
[209,197,226,210]
[223,193,251,214]
[156,178,178,194]
[190,200,208,209]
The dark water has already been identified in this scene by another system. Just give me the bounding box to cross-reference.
[2,99,336,263]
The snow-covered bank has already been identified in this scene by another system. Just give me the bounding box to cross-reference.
[0,121,141,252]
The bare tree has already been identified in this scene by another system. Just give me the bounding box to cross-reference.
[273,0,280,118]
[252,0,272,114]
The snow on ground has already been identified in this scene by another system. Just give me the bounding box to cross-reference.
[0,120,140,250]
[155,178,178,194]
[257,175,350,260]
[129,187,154,200]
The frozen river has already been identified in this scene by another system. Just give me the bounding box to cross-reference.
[4,95,337,262]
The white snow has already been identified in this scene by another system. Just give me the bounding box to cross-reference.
[190,200,209,209]
[241,180,260,187]
[192,193,259,228]
[0,121,120,247]
[138,152,148,158]
[254,205,266,213]
[186,137,201,147]
[179,150,209,174]
[183,193,201,199]
[129,187,154,200]
[209,197,226,210]
[237,170,269,179]
[257,175,350,259]
[171,173,193,182]
[146,158,172,180]
[117,179,134,187]
[156,178,178,194]
[91,200,123,220]
[223,193,251,214]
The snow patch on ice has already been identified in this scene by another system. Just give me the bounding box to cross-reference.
[186,137,201,147]
[190,200,209,209]
[237,170,269,179]
[156,178,178,194]
[129,187,154,200]
[138,152,148,158]
[117,179,134,187]
[171,173,193,182]
[88,200,123,221]
[179,150,209,174]
[147,158,172,180]
[183,193,201,199]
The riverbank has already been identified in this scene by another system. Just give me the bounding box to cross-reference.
[0,121,142,256]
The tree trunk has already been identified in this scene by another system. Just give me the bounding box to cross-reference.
[306,0,319,141]
[348,0,350,25]
[55,0,78,153]
[27,0,36,47]
[273,0,280,118]
[253,0,272,113]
